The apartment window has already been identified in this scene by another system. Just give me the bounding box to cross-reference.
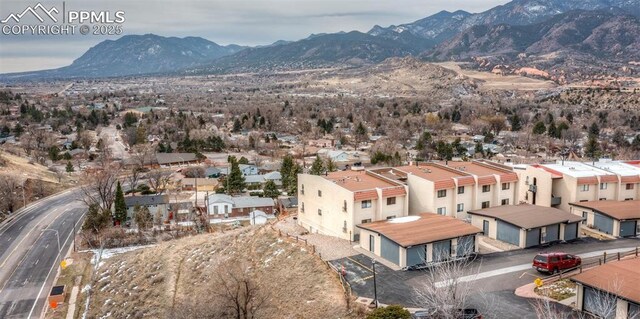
[214,206,219,214]
[318,190,322,197]
[456,203,464,213]
[482,185,491,193]
[300,202,304,213]
[501,183,510,190]
[580,185,589,192]
[625,198,633,201]
[501,199,509,206]
[582,211,587,225]
[481,201,490,209]
[386,197,396,205]
[317,209,322,216]
[224,205,229,214]
[600,183,607,190]
[342,200,347,212]
[361,219,371,224]
[599,198,606,201]
[626,183,634,190]
[361,200,372,208]
[386,215,396,220]
[457,186,465,194]
[301,184,304,195]
[437,207,446,215]
[437,189,447,198]
[343,221,347,232]
[579,200,588,202]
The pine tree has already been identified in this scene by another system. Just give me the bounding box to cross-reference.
[585,134,601,163]
[287,163,303,195]
[510,114,522,131]
[280,155,294,191]
[325,157,337,172]
[310,156,325,175]
[263,180,280,199]
[66,161,74,173]
[532,121,546,135]
[227,156,246,194]
[114,181,127,225]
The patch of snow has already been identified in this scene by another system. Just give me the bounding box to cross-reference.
[388,216,420,223]
[82,284,91,293]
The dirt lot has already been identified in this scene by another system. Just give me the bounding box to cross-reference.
[435,62,557,91]
[84,226,360,319]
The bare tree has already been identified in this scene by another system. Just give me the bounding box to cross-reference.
[147,169,172,195]
[0,173,23,213]
[213,263,269,319]
[532,276,633,319]
[413,240,482,319]
[81,166,121,211]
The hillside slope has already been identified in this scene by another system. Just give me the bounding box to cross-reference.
[87,227,354,318]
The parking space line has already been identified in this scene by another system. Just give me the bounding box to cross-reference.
[347,256,374,273]
[353,275,374,284]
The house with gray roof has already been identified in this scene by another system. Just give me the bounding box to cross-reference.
[124,195,170,225]
[207,194,275,218]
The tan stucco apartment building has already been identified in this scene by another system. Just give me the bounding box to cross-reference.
[514,160,640,213]
[297,169,408,241]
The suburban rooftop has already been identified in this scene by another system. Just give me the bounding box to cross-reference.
[396,163,470,182]
[468,204,583,229]
[356,213,481,247]
[540,161,615,178]
[571,258,640,304]
[591,159,640,177]
[324,170,401,192]
[569,200,640,220]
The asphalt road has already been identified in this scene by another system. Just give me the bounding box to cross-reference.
[332,237,640,319]
[0,189,86,319]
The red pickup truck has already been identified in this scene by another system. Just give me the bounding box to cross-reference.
[533,252,581,274]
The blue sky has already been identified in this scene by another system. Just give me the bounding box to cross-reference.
[0,0,506,73]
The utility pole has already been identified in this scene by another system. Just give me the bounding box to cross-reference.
[372,259,378,308]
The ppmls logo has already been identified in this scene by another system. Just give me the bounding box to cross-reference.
[1,3,59,23]
[1,2,125,36]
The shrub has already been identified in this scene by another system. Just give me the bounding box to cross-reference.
[366,305,411,319]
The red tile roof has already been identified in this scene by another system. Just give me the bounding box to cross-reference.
[621,175,640,183]
[599,175,619,183]
[577,176,599,185]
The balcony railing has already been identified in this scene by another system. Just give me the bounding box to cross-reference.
[551,196,561,206]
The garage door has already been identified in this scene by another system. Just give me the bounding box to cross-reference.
[564,222,578,241]
[629,302,640,318]
[457,235,475,257]
[583,286,616,319]
[594,212,614,235]
[497,220,520,246]
[545,224,560,243]
[432,240,451,262]
[380,235,399,265]
[620,220,637,237]
[526,228,540,248]
[406,245,426,267]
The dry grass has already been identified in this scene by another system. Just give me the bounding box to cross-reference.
[0,151,61,183]
[86,227,357,319]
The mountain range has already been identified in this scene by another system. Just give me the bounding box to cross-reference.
[1,0,639,80]
[426,10,640,61]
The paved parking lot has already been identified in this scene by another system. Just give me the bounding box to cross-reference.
[329,237,640,318]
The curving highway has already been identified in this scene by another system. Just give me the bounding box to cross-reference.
[0,188,86,319]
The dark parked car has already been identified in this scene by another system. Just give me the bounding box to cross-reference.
[412,308,482,319]
[533,252,581,274]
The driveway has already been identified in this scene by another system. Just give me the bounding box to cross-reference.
[329,237,640,319]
